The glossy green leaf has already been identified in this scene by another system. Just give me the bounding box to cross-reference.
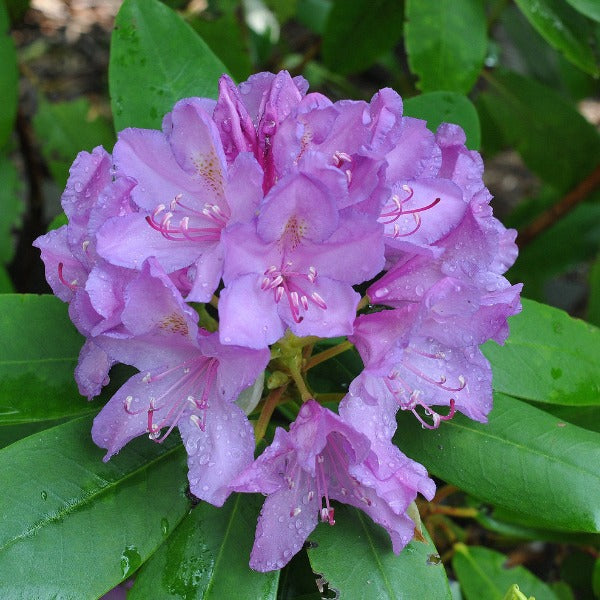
[110,0,228,131]
[0,0,17,148]
[0,294,89,424]
[565,0,600,21]
[405,0,487,93]
[129,493,279,599]
[514,0,599,76]
[32,97,116,188]
[0,154,23,264]
[308,505,451,599]
[403,91,481,150]
[453,545,558,600]
[482,299,600,406]
[478,70,600,191]
[0,415,190,598]
[396,393,600,532]
[322,0,405,75]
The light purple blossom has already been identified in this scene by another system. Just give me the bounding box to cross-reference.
[233,400,434,571]
[91,259,269,505]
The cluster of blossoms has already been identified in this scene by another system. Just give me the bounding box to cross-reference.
[35,71,521,572]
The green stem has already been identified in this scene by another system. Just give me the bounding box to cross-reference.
[289,365,313,401]
[304,340,354,371]
[254,385,287,444]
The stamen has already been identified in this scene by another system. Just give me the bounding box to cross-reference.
[57,263,77,291]
[379,183,441,240]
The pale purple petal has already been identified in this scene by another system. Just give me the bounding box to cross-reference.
[181,400,255,506]
[218,273,286,348]
[75,339,114,399]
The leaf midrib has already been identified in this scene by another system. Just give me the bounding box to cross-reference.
[356,509,396,600]
[0,442,184,555]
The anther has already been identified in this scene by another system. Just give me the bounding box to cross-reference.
[311,291,327,309]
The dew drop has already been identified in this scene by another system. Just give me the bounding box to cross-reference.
[120,545,141,578]
[160,517,169,535]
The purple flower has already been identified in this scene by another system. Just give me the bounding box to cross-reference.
[91,259,269,506]
[232,400,434,571]
[218,160,384,348]
[96,98,264,302]
[33,147,139,397]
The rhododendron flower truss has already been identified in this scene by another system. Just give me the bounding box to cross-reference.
[33,69,522,573]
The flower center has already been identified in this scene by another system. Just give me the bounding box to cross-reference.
[260,262,326,323]
[123,356,219,442]
[379,184,441,238]
[146,193,229,242]
[383,346,463,428]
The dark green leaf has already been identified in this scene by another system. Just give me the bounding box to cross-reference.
[565,0,600,22]
[0,153,23,264]
[474,504,600,546]
[188,12,252,82]
[47,211,68,232]
[32,97,116,188]
[129,493,279,599]
[478,70,600,191]
[403,92,481,150]
[110,0,228,131]
[277,547,321,599]
[396,393,600,532]
[0,416,69,450]
[4,0,29,23]
[593,557,600,598]
[308,505,451,599]
[534,403,600,433]
[322,0,405,75]
[0,0,17,148]
[514,0,599,76]
[453,544,559,600]
[508,199,600,302]
[0,415,190,598]
[0,294,89,424]
[482,298,600,406]
[501,6,598,102]
[588,254,600,327]
[405,0,487,93]
[265,0,297,23]
[307,347,362,394]
[296,0,332,34]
